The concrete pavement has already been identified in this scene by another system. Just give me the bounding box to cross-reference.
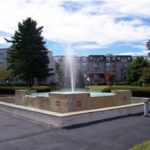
[0,111,150,150]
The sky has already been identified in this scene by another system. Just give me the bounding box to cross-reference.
[0,0,150,56]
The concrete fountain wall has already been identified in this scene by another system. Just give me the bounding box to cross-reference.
[14,90,132,113]
[0,90,148,127]
[15,90,50,110]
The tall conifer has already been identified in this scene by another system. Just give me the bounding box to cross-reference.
[6,18,49,85]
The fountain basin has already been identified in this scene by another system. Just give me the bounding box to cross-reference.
[14,90,131,113]
[48,91,117,113]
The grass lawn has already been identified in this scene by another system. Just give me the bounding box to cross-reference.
[87,85,108,92]
[87,85,150,92]
[130,140,150,150]
[87,85,150,97]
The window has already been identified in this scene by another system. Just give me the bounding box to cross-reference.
[82,57,87,62]
[100,57,103,60]
[84,74,87,78]
[121,57,127,62]
[82,62,87,66]
[96,58,100,62]
[106,62,111,66]
[128,57,131,61]
[106,63,111,71]
[123,63,128,67]
[93,64,98,67]
[106,57,111,62]
[97,68,101,72]
[112,57,116,61]
[0,61,4,64]
[90,57,93,60]
[117,57,120,60]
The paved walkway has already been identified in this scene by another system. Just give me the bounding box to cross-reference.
[0,111,150,150]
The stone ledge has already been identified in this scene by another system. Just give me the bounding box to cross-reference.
[0,102,144,127]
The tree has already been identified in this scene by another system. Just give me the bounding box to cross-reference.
[140,67,150,85]
[127,57,150,85]
[104,73,114,85]
[6,18,49,86]
[0,66,10,84]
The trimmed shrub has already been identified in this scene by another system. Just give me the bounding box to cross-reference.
[102,85,150,97]
[31,86,51,92]
[0,86,29,95]
[0,85,52,95]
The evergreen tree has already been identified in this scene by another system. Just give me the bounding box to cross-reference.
[6,18,49,86]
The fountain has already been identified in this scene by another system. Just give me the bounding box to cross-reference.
[0,45,133,127]
[64,45,76,92]
[13,44,132,113]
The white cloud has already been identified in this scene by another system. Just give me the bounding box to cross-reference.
[0,36,6,44]
[0,33,11,44]
[118,49,149,56]
[73,44,105,50]
[0,0,150,50]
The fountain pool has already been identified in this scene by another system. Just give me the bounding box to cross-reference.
[30,92,114,97]
[14,90,131,113]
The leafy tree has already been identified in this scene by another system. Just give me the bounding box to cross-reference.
[104,73,115,85]
[6,18,49,86]
[0,66,10,84]
[140,68,150,85]
[127,57,150,84]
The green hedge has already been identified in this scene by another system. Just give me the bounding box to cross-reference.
[31,86,51,92]
[102,85,150,97]
[0,85,52,95]
[0,86,29,95]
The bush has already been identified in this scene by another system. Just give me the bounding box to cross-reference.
[0,86,29,95]
[0,85,52,95]
[31,86,51,92]
[102,85,150,97]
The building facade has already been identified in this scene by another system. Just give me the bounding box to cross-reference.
[0,48,8,66]
[0,47,132,85]
[76,56,88,84]
[54,55,132,85]
[46,51,57,84]
[87,55,132,84]
[0,48,57,85]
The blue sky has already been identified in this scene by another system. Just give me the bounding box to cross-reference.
[0,0,150,56]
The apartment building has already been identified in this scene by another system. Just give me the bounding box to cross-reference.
[88,55,132,84]
[76,56,88,84]
[55,55,132,85]
[88,55,106,84]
